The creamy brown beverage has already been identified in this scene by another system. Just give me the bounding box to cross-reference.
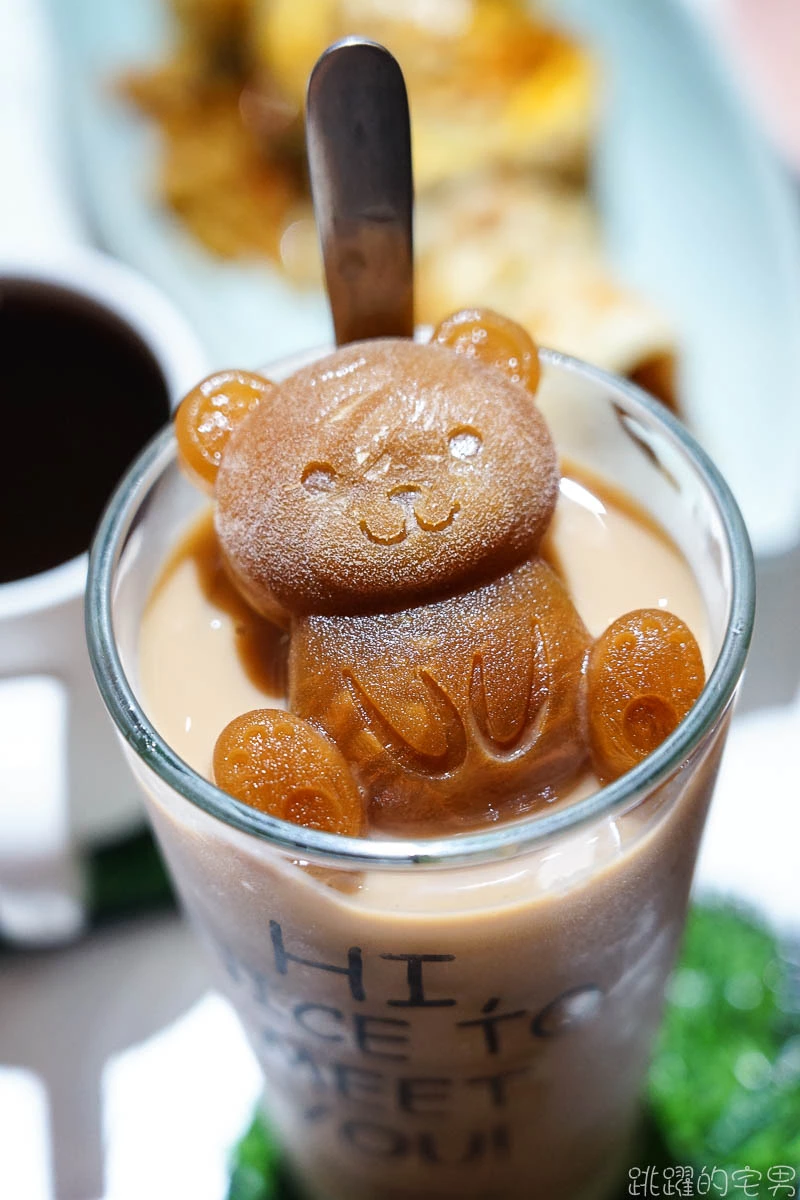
[137,446,720,1200]
[85,321,753,1200]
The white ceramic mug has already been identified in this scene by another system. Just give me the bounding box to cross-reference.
[0,0,207,944]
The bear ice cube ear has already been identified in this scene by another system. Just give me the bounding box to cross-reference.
[432,308,541,394]
[175,369,277,493]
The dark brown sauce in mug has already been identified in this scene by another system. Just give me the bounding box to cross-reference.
[1,279,171,582]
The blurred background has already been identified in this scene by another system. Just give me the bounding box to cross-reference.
[1,0,799,1197]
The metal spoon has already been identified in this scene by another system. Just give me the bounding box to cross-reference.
[306,38,414,345]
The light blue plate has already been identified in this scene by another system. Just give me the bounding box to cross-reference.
[49,0,800,555]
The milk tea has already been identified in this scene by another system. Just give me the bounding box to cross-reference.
[136,467,722,1200]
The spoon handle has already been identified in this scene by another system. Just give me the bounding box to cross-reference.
[306,38,414,345]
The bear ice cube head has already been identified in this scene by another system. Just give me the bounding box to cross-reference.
[214,338,559,623]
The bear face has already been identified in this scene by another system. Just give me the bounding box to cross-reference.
[214,339,559,621]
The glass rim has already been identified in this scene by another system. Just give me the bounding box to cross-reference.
[86,348,755,869]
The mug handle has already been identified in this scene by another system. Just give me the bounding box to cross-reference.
[0,676,86,944]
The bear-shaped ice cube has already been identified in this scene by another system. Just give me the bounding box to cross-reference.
[175,309,705,835]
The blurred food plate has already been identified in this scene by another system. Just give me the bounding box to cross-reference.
[49,0,800,556]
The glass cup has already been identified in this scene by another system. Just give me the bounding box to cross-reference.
[86,348,754,1200]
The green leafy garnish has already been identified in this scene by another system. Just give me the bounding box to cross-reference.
[648,902,800,1173]
[227,1113,283,1200]
[86,830,175,923]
